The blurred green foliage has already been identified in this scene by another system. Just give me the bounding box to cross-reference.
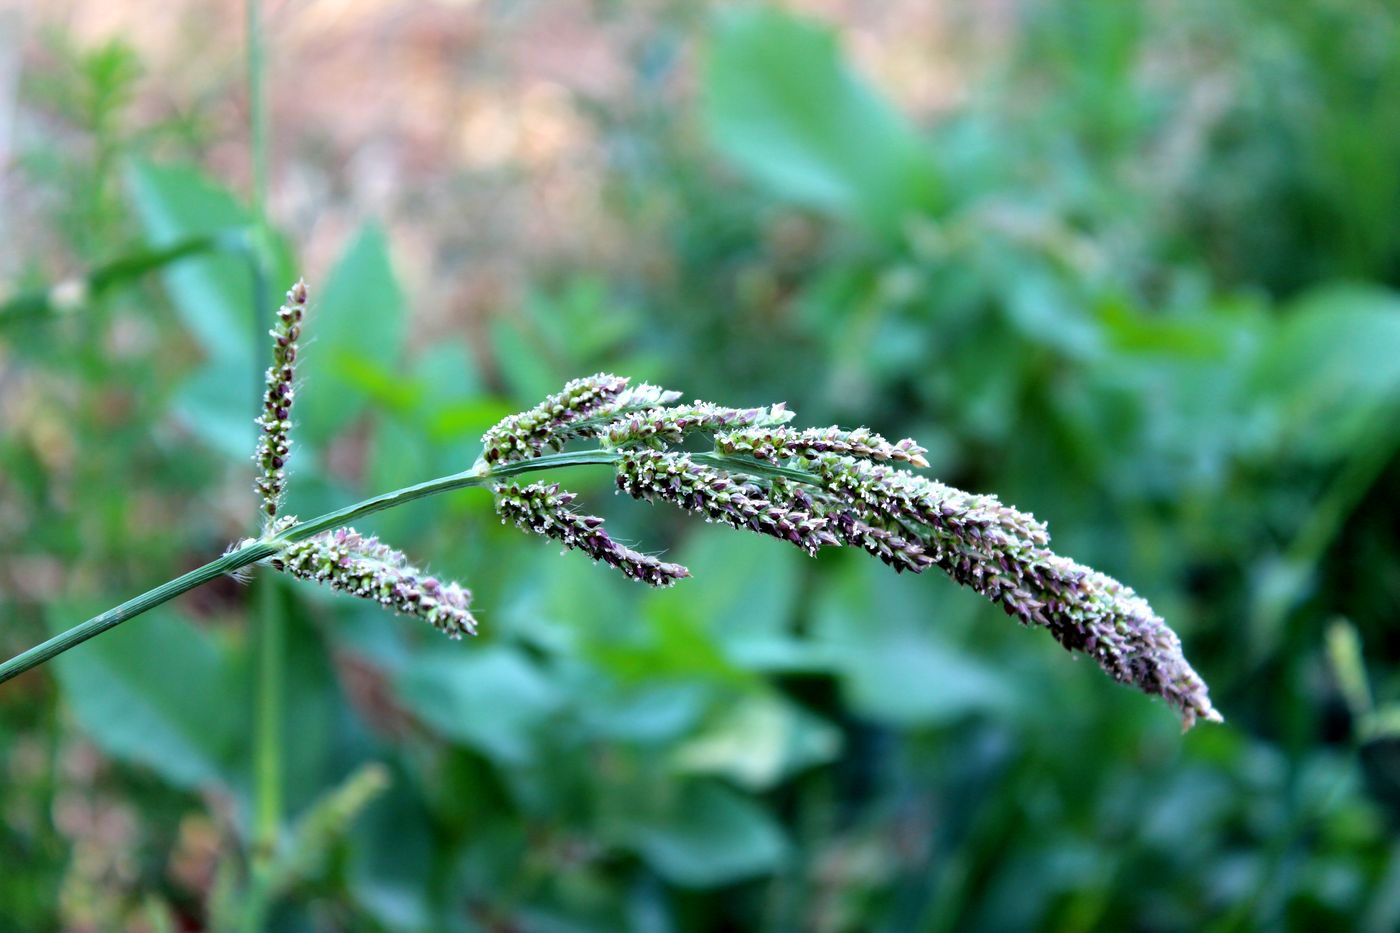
[3,2,1400,930]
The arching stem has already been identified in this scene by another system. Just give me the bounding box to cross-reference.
[0,449,813,688]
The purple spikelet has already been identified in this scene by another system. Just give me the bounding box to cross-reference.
[602,402,793,448]
[254,280,307,524]
[810,455,1220,729]
[479,374,681,465]
[717,425,930,468]
[615,449,838,557]
[494,481,689,586]
[272,527,477,639]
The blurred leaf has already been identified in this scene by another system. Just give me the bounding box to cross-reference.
[49,605,240,790]
[1327,618,1373,719]
[395,645,564,766]
[671,691,841,790]
[347,769,438,932]
[620,781,788,887]
[128,160,266,456]
[127,159,255,370]
[704,7,941,232]
[491,317,564,403]
[814,565,1019,726]
[842,626,1017,726]
[644,527,800,652]
[367,418,434,541]
[298,223,405,447]
[1000,266,1103,359]
[273,761,392,893]
[172,364,258,460]
[1250,285,1400,460]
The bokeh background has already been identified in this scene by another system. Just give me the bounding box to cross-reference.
[3,0,1400,929]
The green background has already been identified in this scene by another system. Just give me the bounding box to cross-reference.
[2,2,1399,930]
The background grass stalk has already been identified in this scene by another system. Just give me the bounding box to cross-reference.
[244,0,283,915]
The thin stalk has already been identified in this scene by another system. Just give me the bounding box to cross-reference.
[246,0,268,229]
[244,0,280,917]
[245,575,282,931]
[0,449,818,688]
[0,229,253,323]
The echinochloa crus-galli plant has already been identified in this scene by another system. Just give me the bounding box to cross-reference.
[0,279,1222,730]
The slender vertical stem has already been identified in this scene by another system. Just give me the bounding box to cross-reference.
[244,0,282,918]
[245,574,281,931]
[246,0,268,231]
[255,576,282,843]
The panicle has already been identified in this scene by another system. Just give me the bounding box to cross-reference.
[809,455,1219,728]
[615,449,838,557]
[717,425,929,468]
[610,381,683,413]
[478,374,683,465]
[272,527,477,639]
[603,402,793,448]
[254,279,307,525]
[767,478,934,575]
[1033,556,1222,730]
[494,480,689,586]
[479,372,629,465]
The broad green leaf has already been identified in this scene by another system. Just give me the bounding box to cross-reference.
[394,645,564,766]
[491,317,563,403]
[671,691,841,790]
[172,364,259,461]
[127,160,256,370]
[1250,285,1400,460]
[297,223,405,446]
[347,771,437,932]
[704,7,941,232]
[127,159,296,460]
[49,604,241,790]
[366,417,435,542]
[643,526,800,651]
[814,562,1019,726]
[619,781,788,887]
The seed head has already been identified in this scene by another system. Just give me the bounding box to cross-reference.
[717,425,929,468]
[254,280,308,525]
[272,527,476,639]
[479,373,681,465]
[808,455,1219,728]
[602,402,793,449]
[494,480,689,586]
[615,449,838,556]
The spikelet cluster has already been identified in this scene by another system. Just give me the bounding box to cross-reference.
[494,481,689,586]
[249,279,479,642]
[248,348,1219,728]
[615,449,837,556]
[272,527,477,639]
[602,402,793,448]
[479,374,681,465]
[810,455,1218,728]
[254,280,307,523]
[766,478,933,574]
[716,425,930,468]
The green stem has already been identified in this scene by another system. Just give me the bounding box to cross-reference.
[244,4,280,925]
[246,0,268,230]
[246,575,282,926]
[0,449,816,688]
[0,230,253,324]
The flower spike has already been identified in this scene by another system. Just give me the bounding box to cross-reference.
[494,481,689,586]
[254,279,307,525]
[273,527,477,639]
